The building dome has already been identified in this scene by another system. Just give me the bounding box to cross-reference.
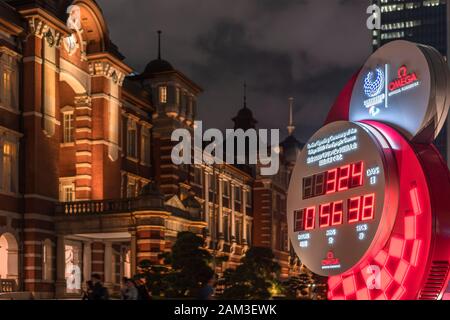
[281,135,303,163]
[232,83,257,130]
[232,106,257,130]
[139,30,175,77]
[144,58,174,75]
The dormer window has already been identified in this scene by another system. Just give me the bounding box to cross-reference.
[159,86,167,104]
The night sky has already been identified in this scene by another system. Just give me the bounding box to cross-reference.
[96,0,372,143]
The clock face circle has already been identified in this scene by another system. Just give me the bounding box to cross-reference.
[287,121,399,276]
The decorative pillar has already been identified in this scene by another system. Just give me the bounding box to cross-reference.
[83,241,92,282]
[55,235,66,297]
[218,178,224,237]
[231,183,236,242]
[42,29,57,137]
[104,242,113,289]
[130,232,137,276]
[243,188,248,245]
[204,171,210,232]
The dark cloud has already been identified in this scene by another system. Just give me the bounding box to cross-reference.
[97,0,372,143]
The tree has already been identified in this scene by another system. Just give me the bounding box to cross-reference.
[282,265,328,300]
[221,247,281,300]
[162,231,214,298]
[135,259,169,297]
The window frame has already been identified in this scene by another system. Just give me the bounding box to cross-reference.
[159,86,168,104]
[0,137,19,195]
[140,126,151,165]
[59,178,76,202]
[127,119,138,159]
[62,109,75,144]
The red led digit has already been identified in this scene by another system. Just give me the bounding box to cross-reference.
[362,193,375,221]
[305,206,316,230]
[332,201,344,226]
[294,209,305,232]
[314,173,326,197]
[351,161,364,187]
[326,169,338,194]
[319,203,331,228]
[303,176,314,199]
[338,165,350,191]
[348,197,361,223]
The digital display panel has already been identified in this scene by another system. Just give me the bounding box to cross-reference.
[287,121,398,276]
[302,161,364,199]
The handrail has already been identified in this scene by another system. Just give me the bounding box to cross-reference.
[55,198,132,216]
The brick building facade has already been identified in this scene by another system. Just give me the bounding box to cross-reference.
[0,0,299,299]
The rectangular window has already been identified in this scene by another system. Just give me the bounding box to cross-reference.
[141,128,151,165]
[127,120,137,158]
[63,113,74,143]
[1,141,17,193]
[175,87,181,106]
[223,180,230,198]
[194,167,203,185]
[235,219,242,244]
[64,185,74,202]
[223,214,229,242]
[59,181,75,202]
[235,186,241,203]
[159,86,167,104]
[245,190,252,207]
[208,174,216,192]
[246,222,252,245]
[2,69,11,106]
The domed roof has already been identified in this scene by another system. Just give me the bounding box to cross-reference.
[281,135,304,163]
[144,58,174,75]
[236,106,254,118]
[281,135,303,149]
[232,83,258,130]
[232,106,257,130]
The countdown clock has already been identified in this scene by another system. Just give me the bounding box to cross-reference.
[288,41,450,300]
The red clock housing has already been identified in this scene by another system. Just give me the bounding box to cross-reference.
[287,41,450,300]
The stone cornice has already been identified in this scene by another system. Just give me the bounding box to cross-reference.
[88,60,127,86]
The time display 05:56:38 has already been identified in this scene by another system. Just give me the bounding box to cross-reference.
[293,194,376,232]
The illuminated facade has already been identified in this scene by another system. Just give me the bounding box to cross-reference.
[0,0,267,299]
[372,0,450,161]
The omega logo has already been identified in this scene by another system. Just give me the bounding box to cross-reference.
[388,66,419,92]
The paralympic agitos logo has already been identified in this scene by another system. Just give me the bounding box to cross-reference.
[363,65,420,117]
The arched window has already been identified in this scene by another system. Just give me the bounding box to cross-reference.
[0,232,19,281]
[42,239,53,281]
